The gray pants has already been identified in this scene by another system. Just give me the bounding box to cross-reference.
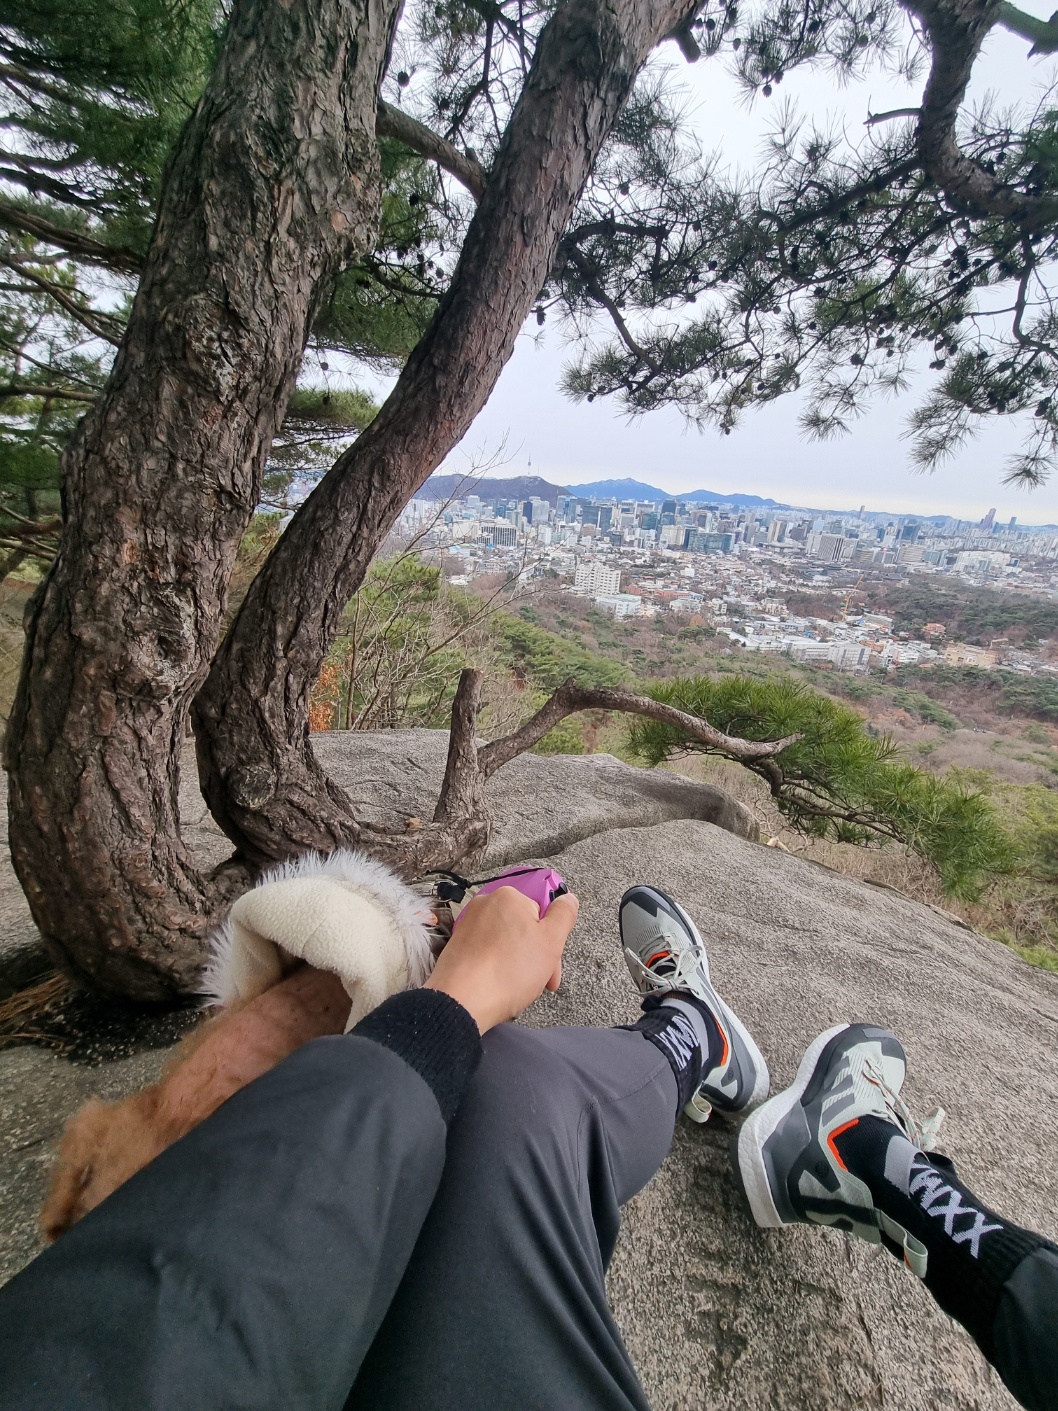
[0,1020,676,1411]
[347,1024,677,1411]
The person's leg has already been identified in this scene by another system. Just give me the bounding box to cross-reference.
[0,993,481,1411]
[348,884,771,1411]
[738,1024,1058,1411]
[345,1023,677,1411]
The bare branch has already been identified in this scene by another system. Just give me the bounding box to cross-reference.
[376,100,486,199]
[433,667,486,824]
[665,15,703,61]
[478,677,802,777]
[865,106,921,126]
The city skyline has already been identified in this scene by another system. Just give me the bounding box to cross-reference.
[435,329,1057,526]
[429,466,1052,528]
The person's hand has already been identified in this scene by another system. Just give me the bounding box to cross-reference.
[423,885,579,1033]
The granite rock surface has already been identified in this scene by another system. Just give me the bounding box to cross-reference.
[3,739,1056,1410]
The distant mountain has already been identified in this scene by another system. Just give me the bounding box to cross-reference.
[419,474,568,507]
[563,477,664,500]
[564,477,781,508]
[685,489,783,508]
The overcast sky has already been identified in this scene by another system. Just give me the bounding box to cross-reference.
[428,5,1058,522]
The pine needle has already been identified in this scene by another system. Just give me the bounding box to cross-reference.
[0,971,72,1049]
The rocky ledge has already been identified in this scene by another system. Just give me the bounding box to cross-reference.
[3,732,1056,1410]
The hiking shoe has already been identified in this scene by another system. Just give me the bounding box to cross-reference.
[619,885,770,1121]
[736,1023,944,1272]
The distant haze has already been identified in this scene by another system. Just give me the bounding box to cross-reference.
[423,472,781,507]
[421,472,1058,525]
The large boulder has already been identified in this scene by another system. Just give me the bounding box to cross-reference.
[177,728,759,872]
[3,741,1057,1410]
[3,732,757,995]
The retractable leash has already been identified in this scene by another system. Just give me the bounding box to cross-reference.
[416,866,569,952]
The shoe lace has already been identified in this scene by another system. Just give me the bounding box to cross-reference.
[631,927,703,992]
[863,1055,945,1153]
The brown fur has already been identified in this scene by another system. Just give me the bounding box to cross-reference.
[41,966,350,1241]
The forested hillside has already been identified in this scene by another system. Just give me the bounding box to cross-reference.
[869,582,1058,648]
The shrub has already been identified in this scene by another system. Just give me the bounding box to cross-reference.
[629,674,1015,900]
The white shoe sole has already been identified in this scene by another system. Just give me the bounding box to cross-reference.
[736,1023,850,1228]
[662,893,772,1116]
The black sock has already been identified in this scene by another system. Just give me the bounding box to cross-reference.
[834,1115,1056,1364]
[620,991,722,1112]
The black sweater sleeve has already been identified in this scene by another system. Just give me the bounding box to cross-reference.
[352,987,482,1123]
[0,990,482,1411]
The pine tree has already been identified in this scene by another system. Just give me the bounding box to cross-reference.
[628,674,1015,898]
[0,0,440,554]
[3,0,1049,997]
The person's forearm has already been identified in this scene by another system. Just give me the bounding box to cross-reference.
[0,990,481,1411]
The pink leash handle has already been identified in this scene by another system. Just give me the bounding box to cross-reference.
[461,867,568,918]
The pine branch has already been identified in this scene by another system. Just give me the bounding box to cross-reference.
[0,382,97,403]
[0,258,123,345]
[0,162,100,210]
[0,200,143,274]
[996,0,1058,52]
[477,676,801,775]
[565,246,662,371]
[762,157,921,240]
[427,668,800,847]
[376,101,486,199]
[902,0,1053,229]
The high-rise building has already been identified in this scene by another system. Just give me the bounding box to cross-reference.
[661,499,677,518]
[807,532,855,563]
[687,530,733,553]
[574,561,621,596]
[980,507,996,530]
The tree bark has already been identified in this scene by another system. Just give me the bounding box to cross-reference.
[903,0,1051,229]
[4,0,402,999]
[194,0,701,866]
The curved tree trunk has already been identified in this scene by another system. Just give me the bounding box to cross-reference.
[194,0,700,866]
[3,0,402,999]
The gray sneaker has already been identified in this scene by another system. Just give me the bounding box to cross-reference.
[619,885,770,1122]
[736,1023,944,1273]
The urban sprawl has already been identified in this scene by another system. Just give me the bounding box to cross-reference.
[404,484,1058,676]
